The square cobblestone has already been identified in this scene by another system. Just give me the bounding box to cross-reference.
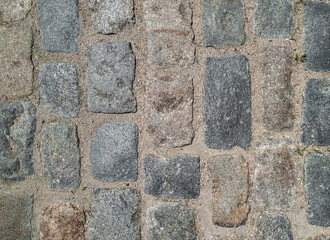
[256,214,293,240]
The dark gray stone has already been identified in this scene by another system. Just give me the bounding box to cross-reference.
[301,78,330,146]
[38,0,79,52]
[256,214,293,240]
[41,123,80,190]
[88,188,141,240]
[304,153,330,227]
[303,1,330,72]
[86,41,136,113]
[0,193,33,240]
[39,63,80,118]
[0,102,36,180]
[90,122,138,182]
[202,0,245,48]
[254,0,294,38]
[203,55,252,150]
[147,203,197,240]
[143,154,200,199]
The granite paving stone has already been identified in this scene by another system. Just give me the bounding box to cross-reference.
[307,235,330,240]
[88,188,141,240]
[86,41,136,113]
[0,0,31,23]
[203,55,252,150]
[41,123,80,190]
[202,0,245,48]
[90,122,138,182]
[304,153,330,227]
[256,214,293,240]
[39,63,80,118]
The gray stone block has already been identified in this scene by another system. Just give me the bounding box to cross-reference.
[202,0,245,48]
[147,203,197,240]
[143,154,200,199]
[0,102,36,180]
[304,153,330,227]
[256,214,293,240]
[303,1,330,72]
[41,123,80,190]
[203,55,252,150]
[86,41,136,113]
[39,63,80,118]
[90,122,138,182]
[301,78,330,146]
[88,188,141,240]
[38,0,79,52]
[254,0,294,38]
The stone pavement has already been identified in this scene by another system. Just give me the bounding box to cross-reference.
[0,0,329,239]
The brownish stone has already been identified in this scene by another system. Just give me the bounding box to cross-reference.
[39,203,85,240]
[307,235,330,240]
[0,0,31,23]
[208,155,249,227]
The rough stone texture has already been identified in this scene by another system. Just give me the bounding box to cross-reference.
[0,193,33,240]
[255,137,296,211]
[208,155,249,227]
[39,203,85,240]
[38,0,79,52]
[146,74,194,148]
[256,214,293,240]
[259,46,294,131]
[212,236,245,240]
[147,203,197,240]
[254,0,294,38]
[203,55,252,150]
[202,0,245,48]
[39,63,80,118]
[0,24,33,100]
[143,154,200,199]
[307,235,330,240]
[88,188,141,240]
[89,0,134,34]
[90,122,138,182]
[0,0,31,23]
[304,153,330,227]
[86,41,136,113]
[41,123,80,190]
[303,1,330,72]
[301,78,330,146]
[0,102,36,180]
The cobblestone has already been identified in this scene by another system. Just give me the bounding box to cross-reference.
[256,214,293,240]
[307,235,330,240]
[0,0,31,23]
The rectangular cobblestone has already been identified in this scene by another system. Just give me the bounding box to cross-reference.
[209,155,249,227]
[203,55,252,150]
[256,214,293,240]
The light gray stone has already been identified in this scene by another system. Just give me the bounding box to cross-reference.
[203,55,252,150]
[38,0,79,52]
[41,123,80,190]
[88,188,141,240]
[307,235,330,240]
[39,63,80,118]
[0,0,31,23]
[256,214,293,240]
[90,122,138,182]
[87,41,136,113]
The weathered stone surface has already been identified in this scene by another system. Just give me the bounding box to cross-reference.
[304,153,330,227]
[143,154,200,199]
[212,236,245,240]
[209,155,249,227]
[202,0,245,48]
[259,46,294,131]
[86,41,136,113]
[90,122,138,182]
[301,78,330,146]
[39,203,85,240]
[146,74,194,148]
[307,235,330,240]
[39,63,80,118]
[88,188,141,240]
[0,193,33,240]
[254,0,294,38]
[147,203,196,240]
[0,102,36,180]
[0,0,31,23]
[303,1,330,72]
[41,123,80,190]
[203,55,252,150]
[255,137,296,211]
[256,214,293,240]
[89,0,134,34]
[0,24,33,100]
[38,0,79,52]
